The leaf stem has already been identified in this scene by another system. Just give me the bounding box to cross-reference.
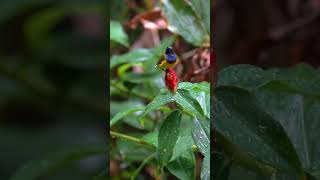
[131,154,155,180]
[110,131,156,150]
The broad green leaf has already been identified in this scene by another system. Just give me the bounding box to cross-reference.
[142,115,195,162]
[110,106,145,127]
[215,131,276,177]
[185,0,210,34]
[141,90,174,117]
[218,63,320,97]
[161,0,209,47]
[192,118,210,156]
[110,49,155,68]
[110,20,129,47]
[142,82,210,118]
[157,110,182,167]
[10,145,106,180]
[217,63,320,177]
[167,148,195,180]
[201,155,210,180]
[215,86,303,175]
[174,90,204,117]
[217,64,266,90]
[254,81,320,174]
[178,82,210,118]
[170,115,195,161]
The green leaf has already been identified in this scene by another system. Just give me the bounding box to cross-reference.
[142,131,159,147]
[120,71,162,83]
[217,63,320,177]
[192,118,210,156]
[110,106,145,127]
[170,115,195,161]
[110,48,155,68]
[167,148,195,180]
[142,82,210,119]
[117,139,152,162]
[161,0,209,47]
[141,90,174,117]
[185,0,210,34]
[9,145,106,180]
[110,20,129,47]
[178,82,210,118]
[157,110,182,167]
[215,86,303,175]
[201,155,210,180]
[110,37,175,69]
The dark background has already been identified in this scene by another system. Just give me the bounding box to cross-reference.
[0,0,107,179]
[216,0,320,69]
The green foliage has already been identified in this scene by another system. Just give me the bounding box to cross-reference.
[109,0,211,178]
[110,20,129,47]
[157,110,182,168]
[214,63,320,179]
[9,145,106,180]
[161,0,210,47]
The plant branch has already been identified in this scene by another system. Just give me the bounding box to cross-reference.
[110,131,156,150]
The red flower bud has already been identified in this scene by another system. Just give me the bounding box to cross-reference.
[165,68,178,93]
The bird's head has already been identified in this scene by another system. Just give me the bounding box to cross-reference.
[165,46,174,55]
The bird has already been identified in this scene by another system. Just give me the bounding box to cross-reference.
[155,46,179,71]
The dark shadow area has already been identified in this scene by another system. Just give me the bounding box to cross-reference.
[0,0,107,179]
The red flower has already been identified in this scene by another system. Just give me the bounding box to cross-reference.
[165,68,178,93]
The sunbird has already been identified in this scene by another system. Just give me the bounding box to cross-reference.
[155,46,179,71]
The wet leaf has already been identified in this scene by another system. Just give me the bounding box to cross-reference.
[157,110,182,167]
[192,118,210,156]
[215,86,303,174]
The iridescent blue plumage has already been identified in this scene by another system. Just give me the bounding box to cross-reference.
[155,46,179,70]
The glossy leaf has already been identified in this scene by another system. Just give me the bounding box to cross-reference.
[215,86,303,174]
[217,63,320,177]
[161,0,209,47]
[157,110,182,167]
[192,118,210,156]
[110,20,129,47]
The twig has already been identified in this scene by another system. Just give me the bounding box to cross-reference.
[110,131,156,150]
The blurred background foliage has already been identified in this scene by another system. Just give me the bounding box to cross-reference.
[215,0,320,69]
[0,0,107,179]
[110,0,211,179]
